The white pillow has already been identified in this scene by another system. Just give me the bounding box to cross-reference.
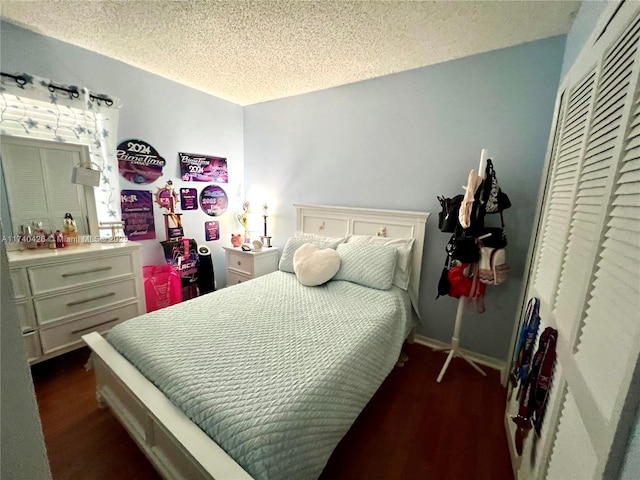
[346,235,415,290]
[279,236,342,273]
[293,243,341,286]
[334,243,397,290]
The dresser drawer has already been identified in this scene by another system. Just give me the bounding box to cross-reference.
[15,300,36,332]
[227,270,251,286]
[39,302,139,355]
[34,278,137,325]
[28,254,134,295]
[227,251,253,276]
[23,332,42,363]
[10,268,30,299]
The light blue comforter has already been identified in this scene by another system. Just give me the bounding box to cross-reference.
[107,271,413,480]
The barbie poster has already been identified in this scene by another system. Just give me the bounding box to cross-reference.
[179,152,228,183]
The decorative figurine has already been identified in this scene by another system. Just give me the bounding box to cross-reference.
[252,239,263,252]
[231,233,243,247]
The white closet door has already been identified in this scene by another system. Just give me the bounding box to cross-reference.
[554,15,640,344]
[532,69,596,307]
[573,85,640,422]
[506,4,640,479]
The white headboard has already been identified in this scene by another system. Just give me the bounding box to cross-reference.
[294,204,430,308]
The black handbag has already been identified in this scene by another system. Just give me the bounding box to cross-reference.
[481,159,511,214]
[478,211,508,248]
[446,234,480,263]
[437,194,464,233]
[435,256,453,299]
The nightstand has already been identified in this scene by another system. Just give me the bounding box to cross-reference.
[222,246,279,286]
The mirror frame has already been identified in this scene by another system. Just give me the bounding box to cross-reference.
[0,135,100,250]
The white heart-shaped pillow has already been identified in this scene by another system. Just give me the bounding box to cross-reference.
[293,243,341,286]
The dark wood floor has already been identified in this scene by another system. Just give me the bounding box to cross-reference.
[32,343,514,480]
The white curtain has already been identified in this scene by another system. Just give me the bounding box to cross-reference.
[0,72,122,223]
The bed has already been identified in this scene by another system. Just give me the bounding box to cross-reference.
[82,204,429,480]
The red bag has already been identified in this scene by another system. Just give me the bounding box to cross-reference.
[447,264,486,299]
[143,264,183,313]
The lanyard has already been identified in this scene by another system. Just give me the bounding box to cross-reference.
[510,297,541,388]
[511,327,558,454]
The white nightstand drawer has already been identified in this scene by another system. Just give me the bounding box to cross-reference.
[227,270,251,286]
[227,251,253,276]
[28,254,134,295]
[39,302,139,355]
[34,278,137,325]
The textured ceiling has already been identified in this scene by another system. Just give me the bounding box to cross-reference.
[0,0,580,106]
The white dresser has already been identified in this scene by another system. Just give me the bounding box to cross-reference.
[222,246,279,286]
[7,242,146,364]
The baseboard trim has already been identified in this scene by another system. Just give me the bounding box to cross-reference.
[413,334,508,383]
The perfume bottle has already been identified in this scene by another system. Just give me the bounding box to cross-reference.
[64,213,79,246]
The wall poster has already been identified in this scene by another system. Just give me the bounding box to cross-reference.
[180,188,198,211]
[204,221,220,241]
[179,152,228,183]
[117,139,165,184]
[199,185,228,216]
[121,189,156,240]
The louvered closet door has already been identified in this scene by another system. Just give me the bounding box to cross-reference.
[506,4,640,480]
[532,69,596,308]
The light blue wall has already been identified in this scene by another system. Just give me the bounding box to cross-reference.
[0,21,244,286]
[244,36,566,361]
[620,400,640,479]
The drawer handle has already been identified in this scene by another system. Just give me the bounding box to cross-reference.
[71,317,119,335]
[237,260,242,266]
[62,266,113,278]
[67,292,116,307]
[22,328,35,334]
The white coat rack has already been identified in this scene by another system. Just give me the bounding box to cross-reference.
[435,148,489,383]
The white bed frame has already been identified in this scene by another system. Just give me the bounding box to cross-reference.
[82,204,429,480]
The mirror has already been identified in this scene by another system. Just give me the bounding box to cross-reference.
[0,135,99,247]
